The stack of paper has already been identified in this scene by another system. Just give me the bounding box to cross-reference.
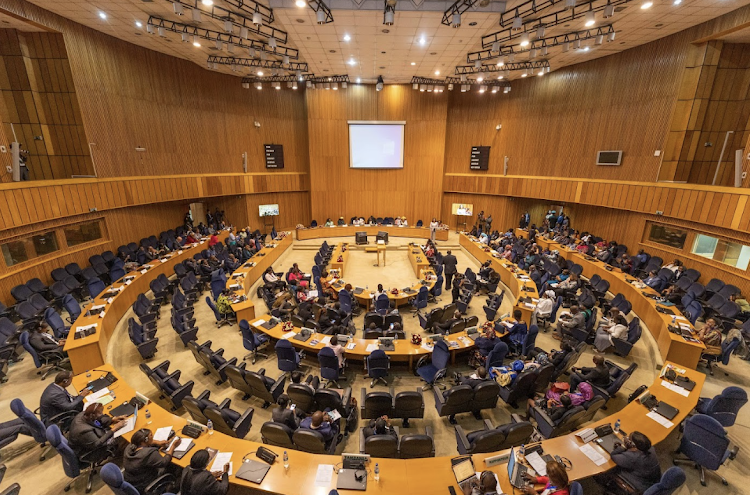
[83,388,112,407]
[575,428,598,443]
[660,380,690,397]
[281,331,296,340]
[346,342,356,350]
[153,426,173,442]
[579,443,608,466]
[315,464,334,487]
[647,411,674,428]
[210,452,233,476]
[365,343,379,352]
[252,319,266,327]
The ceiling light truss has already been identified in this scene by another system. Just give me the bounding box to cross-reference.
[147,16,299,59]
[445,76,511,88]
[441,0,509,27]
[469,25,614,62]
[498,0,562,27]
[242,74,317,83]
[222,0,274,24]
[383,0,396,25]
[208,56,308,72]
[411,76,445,85]
[308,0,334,24]
[209,4,287,43]
[482,0,630,48]
[455,60,550,75]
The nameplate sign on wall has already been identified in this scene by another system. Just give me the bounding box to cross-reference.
[264,144,284,169]
[470,146,490,170]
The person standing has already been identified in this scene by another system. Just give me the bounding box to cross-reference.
[429,218,439,242]
[442,249,458,290]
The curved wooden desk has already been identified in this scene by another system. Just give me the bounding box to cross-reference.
[297,225,449,241]
[64,232,228,375]
[73,362,703,495]
[227,235,293,323]
[535,237,705,370]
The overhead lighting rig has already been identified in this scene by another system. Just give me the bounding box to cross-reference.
[211,4,287,43]
[384,0,396,26]
[147,16,299,59]
[441,0,507,27]
[468,25,615,63]
[308,0,334,24]
[242,74,349,89]
[445,76,511,93]
[207,56,308,72]
[410,76,446,92]
[222,0,274,24]
[482,0,630,48]
[498,0,560,27]
[455,60,550,75]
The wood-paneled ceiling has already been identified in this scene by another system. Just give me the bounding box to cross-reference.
[16,0,750,83]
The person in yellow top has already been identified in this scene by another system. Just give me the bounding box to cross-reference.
[216,290,234,316]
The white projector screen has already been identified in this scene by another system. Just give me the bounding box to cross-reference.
[348,121,405,169]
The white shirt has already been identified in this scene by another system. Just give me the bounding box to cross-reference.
[534,298,554,317]
[610,323,628,340]
[429,221,439,230]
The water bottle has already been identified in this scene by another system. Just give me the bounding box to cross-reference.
[519,444,525,462]
[374,463,380,481]
[207,419,214,435]
[283,451,289,469]
[671,316,676,327]
[614,418,621,434]
[145,409,151,419]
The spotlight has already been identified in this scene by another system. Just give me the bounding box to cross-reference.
[603,3,615,18]
[538,69,544,76]
[477,76,484,82]
[228,43,235,54]
[193,35,200,46]
[520,32,530,46]
[427,85,433,92]
[384,10,395,25]
[269,37,277,49]
[607,31,616,42]
[275,82,281,90]
[448,83,454,90]
[460,84,467,92]
[306,80,312,88]
[503,86,510,93]
[573,39,581,49]
[248,47,257,58]
[240,27,248,39]
[136,21,143,28]
[325,82,330,90]
[257,71,264,76]
[332,82,338,90]
[512,16,522,31]
[296,70,302,79]
[224,19,233,32]
[491,86,498,93]
[491,41,500,53]
[529,48,537,59]
[296,0,306,6]
[342,82,347,88]
[541,46,548,56]
[521,69,528,77]
[343,34,351,41]
[452,13,461,28]
[356,78,361,83]
[317,10,326,24]
[562,42,570,52]
[215,40,223,50]
[641,1,653,8]
[564,0,576,9]
[98,12,107,19]
[584,11,595,27]
[173,3,183,15]
[376,76,384,91]
[413,83,419,90]
[435,70,440,75]
[181,33,190,42]
[348,58,356,66]
[460,74,467,82]
[253,12,262,25]
[192,9,202,22]
[283,55,290,65]
[292,81,298,90]
[420,83,426,92]
[479,85,487,93]
[201,0,213,5]
[256,82,262,90]
[537,26,545,38]
[508,53,515,62]
[242,82,250,89]
[596,34,604,45]
[475,59,482,69]
[260,51,268,60]
[158,26,165,37]
[419,37,426,46]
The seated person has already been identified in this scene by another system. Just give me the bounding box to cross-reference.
[400,216,408,226]
[215,289,235,319]
[697,318,722,355]
[297,300,314,321]
[437,310,462,334]
[40,371,92,426]
[272,394,301,430]
[526,393,572,423]
[643,270,662,290]
[569,355,609,390]
[555,305,584,340]
[522,459,571,495]
[68,403,128,459]
[272,291,297,319]
[263,267,286,291]
[337,217,345,226]
[124,428,181,494]
[531,290,555,326]
[320,271,338,301]
[609,431,661,493]
[461,470,501,495]
[454,366,492,388]
[326,335,346,371]
[594,314,628,353]
[291,370,320,392]
[180,449,229,495]
[223,254,240,273]
[300,411,338,444]
[29,323,67,356]
[324,218,334,227]
[469,326,497,368]
[552,273,579,298]
[362,416,398,440]
[476,269,500,293]
[367,215,377,225]
[507,309,528,352]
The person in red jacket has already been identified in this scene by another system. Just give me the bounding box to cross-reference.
[523,460,571,495]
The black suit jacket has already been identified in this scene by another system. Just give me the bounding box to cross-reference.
[272,407,299,430]
[40,383,85,425]
[442,254,458,275]
[180,468,229,495]
[30,332,61,353]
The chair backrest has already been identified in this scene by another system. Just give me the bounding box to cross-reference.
[19,331,42,368]
[101,462,140,495]
[10,398,47,444]
[88,277,106,299]
[318,346,340,380]
[569,481,583,495]
[394,391,424,419]
[687,282,704,298]
[292,429,329,453]
[375,294,390,314]
[367,350,390,379]
[522,325,538,356]
[339,289,353,314]
[364,434,399,458]
[45,424,81,478]
[364,391,393,418]
[260,421,295,448]
[702,386,748,427]
[486,341,508,369]
[680,414,729,470]
[286,383,316,413]
[10,284,33,303]
[110,266,126,282]
[275,339,299,371]
[399,432,433,458]
[432,340,450,369]
[643,467,686,495]
[205,297,222,321]
[704,278,725,293]
[627,318,642,344]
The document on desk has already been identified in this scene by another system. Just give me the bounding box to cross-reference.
[525,451,548,476]
[83,388,112,407]
[252,318,266,327]
[153,426,173,442]
[579,443,608,466]
[211,452,234,476]
[114,415,137,438]
[646,411,674,428]
[321,336,332,345]
[365,343,379,352]
[173,438,193,452]
[346,342,356,350]
[315,464,334,486]
[421,343,434,352]
[282,331,296,340]
[660,380,690,397]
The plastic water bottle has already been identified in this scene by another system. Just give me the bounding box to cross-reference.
[519,444,525,462]
[283,451,289,469]
[671,316,676,326]
[374,463,380,481]
[614,418,621,434]
[207,419,214,435]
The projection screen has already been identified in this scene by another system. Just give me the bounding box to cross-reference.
[348,121,405,169]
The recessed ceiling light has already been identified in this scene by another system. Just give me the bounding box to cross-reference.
[356,78,361,83]
[343,34,351,41]
[257,71,264,76]
[434,70,440,75]
[201,0,214,6]
[477,77,483,82]
[98,12,107,19]
[582,46,590,51]
[135,21,143,28]
[641,1,653,8]
[469,21,477,26]
[295,0,306,6]
[329,49,336,53]
[348,59,356,66]
[193,41,201,47]
[673,0,682,4]
[419,37,426,45]
[410,62,416,66]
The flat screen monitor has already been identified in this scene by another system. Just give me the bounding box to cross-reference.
[259,204,279,217]
[452,203,474,216]
[348,121,405,169]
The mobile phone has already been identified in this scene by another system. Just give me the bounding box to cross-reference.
[448,487,457,495]
[290,404,296,410]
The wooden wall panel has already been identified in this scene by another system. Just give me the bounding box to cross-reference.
[307,85,447,224]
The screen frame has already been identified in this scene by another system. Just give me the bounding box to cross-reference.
[347,120,406,169]
[258,204,279,217]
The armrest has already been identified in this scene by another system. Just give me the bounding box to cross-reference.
[235,407,254,433]
[238,362,247,370]
[155,360,171,373]
[218,398,231,410]
[258,368,266,376]
[196,390,211,401]
[144,473,176,495]
[359,428,366,454]
[424,426,434,439]
[433,387,445,405]
[510,414,525,424]
[360,388,367,413]
[167,370,181,382]
[271,374,287,394]
[455,425,472,452]
[390,387,396,406]
[214,348,225,357]
[531,406,553,426]
[483,419,495,430]
[341,387,352,411]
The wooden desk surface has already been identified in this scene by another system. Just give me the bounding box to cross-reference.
[537,237,705,369]
[329,243,349,278]
[72,362,702,495]
[408,244,430,278]
[296,225,449,241]
[63,232,229,374]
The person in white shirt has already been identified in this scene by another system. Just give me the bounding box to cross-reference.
[326,335,346,371]
[401,217,408,226]
[394,217,402,226]
[594,314,629,352]
[531,290,555,326]
[663,259,682,273]
[429,218,439,242]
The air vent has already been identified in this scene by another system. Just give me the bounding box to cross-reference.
[296,18,305,23]
[140,0,154,2]
[614,6,627,12]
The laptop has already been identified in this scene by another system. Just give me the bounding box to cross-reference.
[594,434,620,454]
[451,457,477,492]
[654,401,679,420]
[507,447,528,489]
[656,306,675,315]
[337,468,367,491]
[87,372,118,393]
[235,460,271,484]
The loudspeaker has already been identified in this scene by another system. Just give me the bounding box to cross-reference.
[355,232,368,245]
[376,232,388,244]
